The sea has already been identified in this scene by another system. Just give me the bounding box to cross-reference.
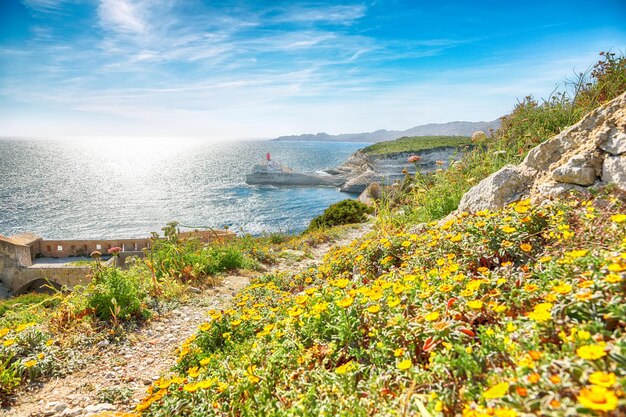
[0,137,366,239]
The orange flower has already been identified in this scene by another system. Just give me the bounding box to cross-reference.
[527,373,540,384]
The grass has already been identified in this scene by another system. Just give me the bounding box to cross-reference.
[0,220,364,404]
[361,135,472,156]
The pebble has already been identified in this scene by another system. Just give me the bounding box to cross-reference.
[44,401,67,416]
[96,340,110,348]
[58,407,82,417]
[82,403,115,415]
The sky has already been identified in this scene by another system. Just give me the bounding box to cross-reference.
[0,0,625,139]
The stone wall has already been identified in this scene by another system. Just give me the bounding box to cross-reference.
[0,236,32,287]
[9,265,92,294]
[38,230,235,258]
[0,229,236,295]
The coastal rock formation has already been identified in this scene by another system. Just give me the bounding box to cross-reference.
[330,146,468,194]
[458,91,626,213]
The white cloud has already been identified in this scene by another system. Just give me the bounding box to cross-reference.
[98,0,146,34]
[273,4,367,25]
[21,0,67,13]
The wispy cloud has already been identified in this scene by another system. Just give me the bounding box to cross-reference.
[98,0,147,35]
[272,4,367,25]
[21,0,68,13]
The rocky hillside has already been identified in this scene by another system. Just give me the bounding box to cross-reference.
[459,91,626,212]
[273,120,499,143]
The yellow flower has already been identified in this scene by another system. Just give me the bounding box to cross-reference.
[199,357,211,366]
[335,361,355,375]
[520,243,532,252]
[577,385,618,411]
[387,297,401,308]
[3,339,15,347]
[23,360,37,368]
[494,408,517,417]
[605,273,622,283]
[367,305,381,314]
[500,226,516,234]
[187,367,199,378]
[449,233,463,242]
[483,382,509,399]
[245,365,260,384]
[230,319,242,327]
[336,297,354,308]
[610,213,626,223]
[424,312,440,322]
[576,343,607,360]
[183,382,199,392]
[467,300,483,310]
[0,328,9,338]
[333,278,350,289]
[287,307,304,317]
[397,359,412,370]
[588,371,616,387]
[552,283,572,294]
[528,303,552,322]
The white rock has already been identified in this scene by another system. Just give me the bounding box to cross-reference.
[82,403,116,415]
[602,154,626,191]
[59,407,82,417]
[599,130,626,155]
[537,182,591,198]
[44,401,67,416]
[458,165,533,212]
[551,152,602,186]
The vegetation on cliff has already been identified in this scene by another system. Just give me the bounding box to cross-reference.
[383,51,626,224]
[361,135,471,156]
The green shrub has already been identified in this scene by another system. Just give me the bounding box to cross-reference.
[307,199,372,231]
[87,268,147,321]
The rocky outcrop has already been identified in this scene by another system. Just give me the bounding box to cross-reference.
[458,165,534,211]
[458,92,626,213]
[330,146,468,194]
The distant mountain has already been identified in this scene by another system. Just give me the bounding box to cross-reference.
[272,120,501,143]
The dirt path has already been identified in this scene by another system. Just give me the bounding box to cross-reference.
[4,224,369,417]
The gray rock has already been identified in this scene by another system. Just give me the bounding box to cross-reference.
[523,127,576,171]
[340,169,380,194]
[551,152,602,186]
[458,165,533,212]
[82,403,115,415]
[44,401,67,416]
[599,130,626,155]
[58,408,82,417]
[537,182,591,198]
[602,154,626,191]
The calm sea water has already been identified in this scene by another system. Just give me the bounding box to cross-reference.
[0,138,365,239]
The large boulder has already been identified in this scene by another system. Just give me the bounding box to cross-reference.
[458,165,533,212]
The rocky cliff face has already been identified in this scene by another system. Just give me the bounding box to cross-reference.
[458,92,626,213]
[329,146,468,193]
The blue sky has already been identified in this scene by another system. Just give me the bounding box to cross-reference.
[1,0,625,139]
